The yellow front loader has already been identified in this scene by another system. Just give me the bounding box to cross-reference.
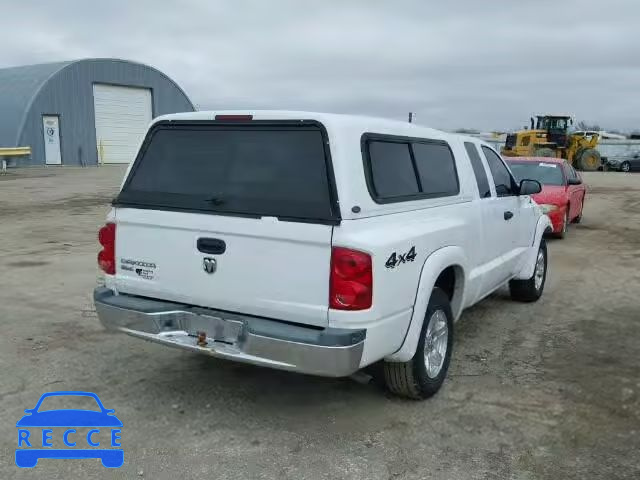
[501,115,601,171]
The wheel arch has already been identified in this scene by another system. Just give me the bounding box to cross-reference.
[515,215,552,280]
[433,264,465,320]
[385,246,468,363]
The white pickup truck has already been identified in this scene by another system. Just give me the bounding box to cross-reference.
[94,111,551,399]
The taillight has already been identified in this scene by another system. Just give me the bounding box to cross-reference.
[329,247,372,310]
[98,223,116,275]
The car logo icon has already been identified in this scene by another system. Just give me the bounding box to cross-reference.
[15,391,123,468]
[203,257,217,274]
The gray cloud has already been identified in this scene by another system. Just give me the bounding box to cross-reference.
[1,0,638,131]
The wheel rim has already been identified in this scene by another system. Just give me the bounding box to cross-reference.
[562,212,568,233]
[534,249,545,291]
[424,310,448,378]
[622,163,630,172]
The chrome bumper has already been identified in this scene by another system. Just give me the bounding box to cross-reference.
[94,288,365,377]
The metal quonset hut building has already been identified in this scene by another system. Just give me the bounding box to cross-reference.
[0,58,194,166]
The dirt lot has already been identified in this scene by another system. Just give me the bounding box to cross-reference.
[1,167,639,479]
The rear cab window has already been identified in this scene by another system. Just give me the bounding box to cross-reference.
[116,121,340,224]
[362,134,459,203]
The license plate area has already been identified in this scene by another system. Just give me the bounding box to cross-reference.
[154,310,244,346]
[186,314,244,345]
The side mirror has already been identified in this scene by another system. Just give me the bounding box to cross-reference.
[567,178,582,186]
[519,179,542,195]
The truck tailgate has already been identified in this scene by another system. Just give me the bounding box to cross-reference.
[109,119,340,328]
[114,208,333,327]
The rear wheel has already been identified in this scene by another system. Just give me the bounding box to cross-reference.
[509,239,547,302]
[621,161,631,173]
[383,287,453,399]
[576,148,602,171]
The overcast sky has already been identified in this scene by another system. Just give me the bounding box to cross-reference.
[1,0,638,131]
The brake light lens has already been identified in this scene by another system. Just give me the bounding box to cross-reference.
[329,247,372,310]
[98,222,116,275]
[214,114,253,121]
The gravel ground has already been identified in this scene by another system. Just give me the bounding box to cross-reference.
[0,167,639,479]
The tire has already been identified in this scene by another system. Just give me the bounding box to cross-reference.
[509,239,547,302]
[576,148,602,171]
[534,147,555,158]
[621,161,631,173]
[383,287,453,399]
[553,209,569,238]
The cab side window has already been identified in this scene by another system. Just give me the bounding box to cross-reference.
[482,146,516,197]
[464,142,492,198]
[367,141,420,199]
[412,142,459,197]
[562,162,573,184]
[569,164,581,183]
[363,135,459,203]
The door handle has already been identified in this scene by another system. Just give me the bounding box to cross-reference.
[504,211,514,221]
[197,238,226,254]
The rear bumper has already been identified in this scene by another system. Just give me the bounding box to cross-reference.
[94,288,365,377]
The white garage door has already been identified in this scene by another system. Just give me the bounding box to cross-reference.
[93,84,153,164]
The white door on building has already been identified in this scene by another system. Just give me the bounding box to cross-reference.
[93,84,153,164]
[42,115,62,165]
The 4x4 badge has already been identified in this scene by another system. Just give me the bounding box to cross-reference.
[203,258,217,274]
